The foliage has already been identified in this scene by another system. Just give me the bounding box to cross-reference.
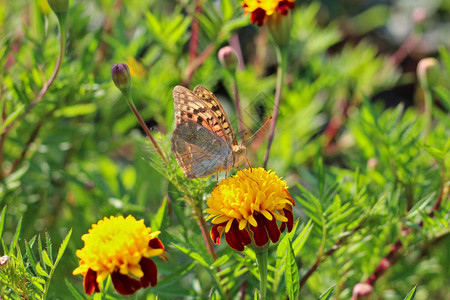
[0,0,448,299]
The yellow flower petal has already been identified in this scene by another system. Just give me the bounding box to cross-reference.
[73,215,164,286]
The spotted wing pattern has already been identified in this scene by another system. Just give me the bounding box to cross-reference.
[173,85,237,146]
[171,121,230,178]
[192,85,238,146]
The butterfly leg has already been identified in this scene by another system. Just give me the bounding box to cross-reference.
[246,157,252,172]
[238,166,258,184]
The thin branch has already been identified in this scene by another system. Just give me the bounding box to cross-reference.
[1,19,66,136]
[365,164,447,286]
[299,223,363,290]
[231,78,245,139]
[188,2,202,66]
[184,44,215,86]
[263,47,286,168]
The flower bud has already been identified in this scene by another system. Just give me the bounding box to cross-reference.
[267,10,293,49]
[417,57,440,90]
[111,63,131,93]
[0,255,9,266]
[351,283,373,300]
[47,0,69,14]
[218,46,238,73]
[412,8,426,24]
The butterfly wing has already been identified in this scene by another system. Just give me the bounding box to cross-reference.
[171,121,230,178]
[193,85,238,146]
[173,85,237,147]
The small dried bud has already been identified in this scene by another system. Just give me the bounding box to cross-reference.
[218,46,238,73]
[47,0,69,14]
[417,58,440,89]
[351,283,373,300]
[111,63,132,93]
[0,255,9,266]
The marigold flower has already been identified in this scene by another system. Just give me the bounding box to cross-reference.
[206,168,295,251]
[73,215,166,295]
[242,0,295,26]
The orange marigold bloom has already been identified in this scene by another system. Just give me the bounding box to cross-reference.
[206,168,295,251]
[73,216,166,295]
[242,0,295,26]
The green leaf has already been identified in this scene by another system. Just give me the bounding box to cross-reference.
[0,206,6,240]
[318,285,335,300]
[25,239,38,274]
[55,229,72,267]
[292,219,314,257]
[38,234,47,272]
[211,254,230,268]
[42,250,54,268]
[151,198,168,231]
[0,104,25,133]
[65,278,88,300]
[171,243,209,267]
[10,217,22,249]
[403,285,417,300]
[285,239,300,300]
[36,262,49,277]
[156,262,196,288]
[221,0,234,21]
[54,103,97,117]
[45,230,53,262]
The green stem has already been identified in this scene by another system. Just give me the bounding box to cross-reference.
[122,92,168,164]
[263,46,287,169]
[40,16,67,300]
[2,14,66,136]
[253,243,269,300]
[231,74,245,139]
[423,87,432,136]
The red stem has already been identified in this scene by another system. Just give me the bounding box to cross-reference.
[299,224,362,290]
[184,44,215,85]
[194,207,218,261]
[366,165,446,286]
[8,119,44,175]
[188,3,202,65]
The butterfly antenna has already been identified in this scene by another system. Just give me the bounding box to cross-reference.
[244,116,273,146]
[241,131,248,145]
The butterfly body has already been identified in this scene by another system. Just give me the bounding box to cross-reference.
[171,85,246,179]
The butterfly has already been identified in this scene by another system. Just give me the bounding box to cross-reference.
[171,85,247,179]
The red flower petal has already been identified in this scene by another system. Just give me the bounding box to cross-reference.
[211,223,226,245]
[140,257,158,288]
[149,237,165,251]
[249,214,269,247]
[284,208,294,232]
[111,271,142,295]
[84,269,100,295]
[284,189,295,206]
[225,220,251,251]
[276,1,295,15]
[265,214,281,243]
[251,8,267,26]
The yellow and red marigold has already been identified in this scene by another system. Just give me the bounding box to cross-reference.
[242,0,295,26]
[73,215,166,295]
[206,168,295,251]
